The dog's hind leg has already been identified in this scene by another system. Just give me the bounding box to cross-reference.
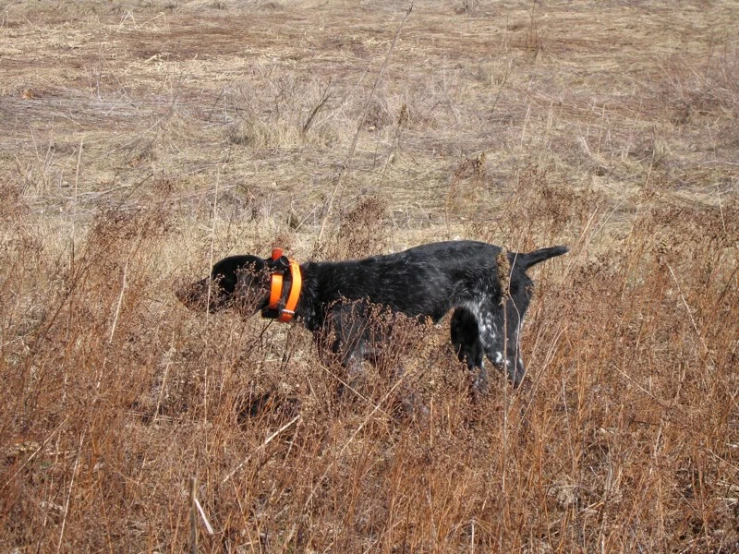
[477,299,526,387]
[450,308,483,369]
[450,307,488,393]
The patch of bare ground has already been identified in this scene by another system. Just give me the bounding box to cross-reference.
[1,0,738,551]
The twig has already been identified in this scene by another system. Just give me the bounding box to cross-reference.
[56,428,87,554]
[192,480,214,536]
[666,262,709,354]
[204,169,220,430]
[316,3,414,247]
[302,81,333,136]
[154,356,173,424]
[108,261,127,344]
[221,415,302,485]
[71,137,83,275]
[190,477,198,554]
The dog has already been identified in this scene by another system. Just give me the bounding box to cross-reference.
[178,240,568,390]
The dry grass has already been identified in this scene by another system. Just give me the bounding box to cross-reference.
[1,0,738,552]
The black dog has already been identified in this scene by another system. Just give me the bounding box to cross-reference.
[178,241,567,389]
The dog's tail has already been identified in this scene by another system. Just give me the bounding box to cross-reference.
[511,246,569,271]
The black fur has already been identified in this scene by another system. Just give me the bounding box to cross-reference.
[178,241,568,389]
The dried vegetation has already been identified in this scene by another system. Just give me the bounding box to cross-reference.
[1,0,738,552]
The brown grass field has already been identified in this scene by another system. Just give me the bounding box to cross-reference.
[1,0,738,552]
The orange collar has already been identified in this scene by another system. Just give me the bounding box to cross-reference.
[264,249,302,323]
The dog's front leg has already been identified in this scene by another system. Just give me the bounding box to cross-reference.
[322,303,373,396]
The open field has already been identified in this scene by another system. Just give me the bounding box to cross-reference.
[1,0,738,551]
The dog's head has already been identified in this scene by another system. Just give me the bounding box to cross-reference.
[177,255,274,315]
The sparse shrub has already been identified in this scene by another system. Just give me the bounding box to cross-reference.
[1,2,738,552]
[326,196,389,260]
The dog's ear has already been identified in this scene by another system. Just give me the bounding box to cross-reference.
[265,254,290,272]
